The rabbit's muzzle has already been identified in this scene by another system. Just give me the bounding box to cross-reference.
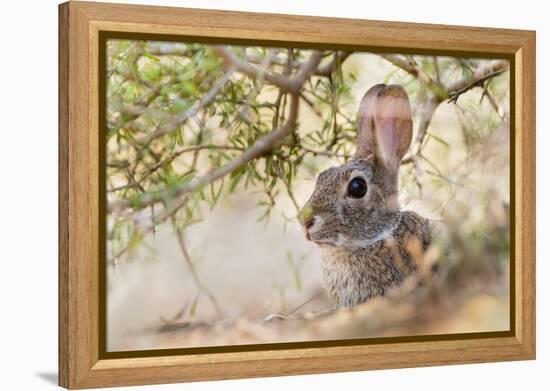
[298,204,339,246]
[298,205,316,242]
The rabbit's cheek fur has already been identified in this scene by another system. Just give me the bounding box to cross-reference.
[308,215,344,245]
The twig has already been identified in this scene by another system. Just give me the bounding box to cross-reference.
[433,56,441,84]
[421,155,463,187]
[300,145,351,159]
[110,50,324,212]
[447,67,507,104]
[172,217,223,318]
[379,54,446,99]
[274,163,301,215]
[480,86,508,124]
[110,93,300,212]
[213,46,323,93]
[285,290,324,316]
[108,145,245,193]
[246,50,351,78]
[315,51,352,77]
[136,69,236,146]
[145,44,191,57]
[412,155,423,197]
[299,92,323,117]
[109,78,176,135]
[377,55,509,184]
[412,97,441,156]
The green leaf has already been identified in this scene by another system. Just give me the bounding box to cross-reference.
[294,269,302,291]
[229,168,245,192]
[209,178,224,209]
[189,294,199,316]
[128,229,144,255]
[143,52,160,63]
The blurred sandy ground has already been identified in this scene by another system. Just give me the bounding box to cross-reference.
[107,53,510,351]
[107,190,328,350]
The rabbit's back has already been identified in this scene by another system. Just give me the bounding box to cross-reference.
[321,211,431,308]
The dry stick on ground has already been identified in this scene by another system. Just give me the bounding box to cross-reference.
[285,290,326,316]
[263,290,328,322]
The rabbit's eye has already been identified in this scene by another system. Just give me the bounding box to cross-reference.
[347,177,367,198]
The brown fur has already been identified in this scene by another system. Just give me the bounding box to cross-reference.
[299,84,432,308]
[320,211,431,308]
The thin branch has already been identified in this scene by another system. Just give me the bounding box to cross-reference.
[447,60,508,93]
[136,69,236,146]
[379,54,447,99]
[432,56,441,84]
[172,217,223,318]
[412,97,441,155]
[447,64,508,104]
[379,55,509,164]
[273,162,301,215]
[109,78,176,134]
[285,290,324,316]
[145,44,191,57]
[108,145,245,193]
[421,154,463,187]
[110,51,324,211]
[246,53,292,67]
[480,85,508,124]
[300,145,351,159]
[299,92,323,117]
[401,96,441,166]
[110,93,301,212]
[315,51,352,76]
[110,193,192,262]
[247,50,351,78]
[213,46,323,93]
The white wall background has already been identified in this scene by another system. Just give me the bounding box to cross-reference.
[0,0,546,389]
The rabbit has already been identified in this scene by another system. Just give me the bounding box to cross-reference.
[298,84,432,308]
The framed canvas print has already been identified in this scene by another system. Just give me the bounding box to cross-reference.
[58,1,536,389]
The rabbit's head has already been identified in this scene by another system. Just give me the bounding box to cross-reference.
[299,84,413,249]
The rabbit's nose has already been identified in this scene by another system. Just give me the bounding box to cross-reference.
[304,217,315,230]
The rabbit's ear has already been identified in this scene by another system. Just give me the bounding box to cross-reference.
[355,84,386,159]
[355,84,413,169]
[373,85,413,168]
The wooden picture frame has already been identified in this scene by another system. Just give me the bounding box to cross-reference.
[59,1,536,388]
